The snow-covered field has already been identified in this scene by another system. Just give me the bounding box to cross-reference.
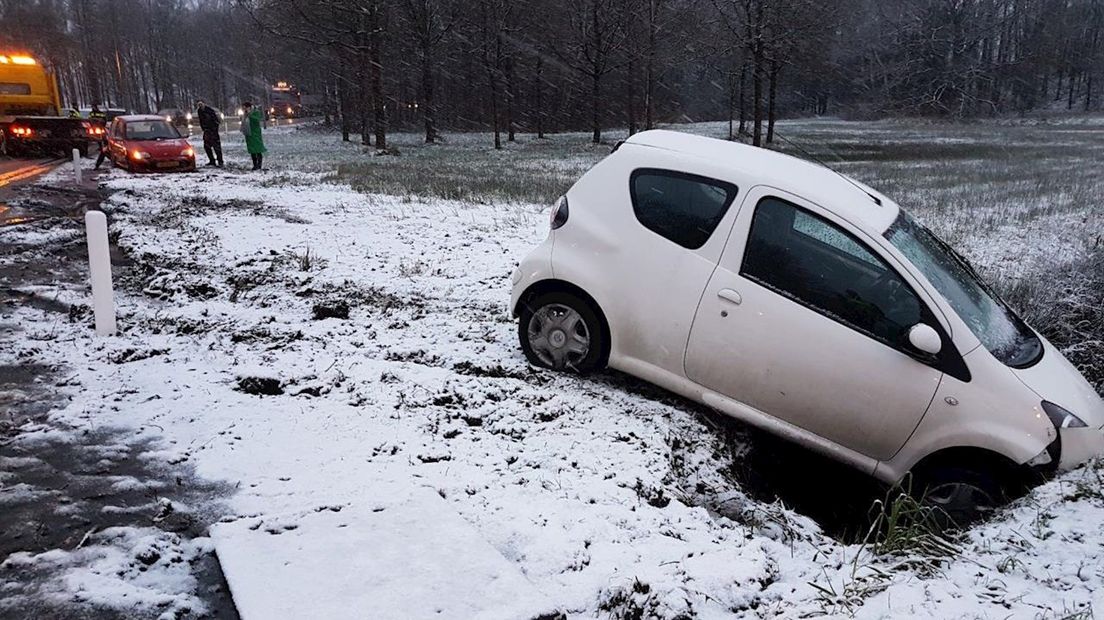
[2,119,1103,619]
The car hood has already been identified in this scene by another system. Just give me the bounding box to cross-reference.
[129,139,190,155]
[1012,337,1104,430]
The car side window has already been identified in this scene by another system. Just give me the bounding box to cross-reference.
[630,169,738,250]
[741,197,924,348]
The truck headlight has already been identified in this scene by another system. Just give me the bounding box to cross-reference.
[1042,401,1088,429]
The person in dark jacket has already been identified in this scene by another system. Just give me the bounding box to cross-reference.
[88,104,107,124]
[195,100,223,167]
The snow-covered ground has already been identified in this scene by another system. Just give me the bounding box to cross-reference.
[2,120,1104,619]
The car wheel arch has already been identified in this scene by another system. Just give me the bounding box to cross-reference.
[905,446,1028,493]
[514,279,611,366]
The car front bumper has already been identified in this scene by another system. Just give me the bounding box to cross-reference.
[131,158,195,172]
[1058,425,1104,470]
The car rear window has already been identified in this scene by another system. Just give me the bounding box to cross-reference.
[124,120,180,140]
[629,169,738,249]
[0,83,31,95]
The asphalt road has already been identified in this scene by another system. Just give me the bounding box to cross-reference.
[0,157,68,227]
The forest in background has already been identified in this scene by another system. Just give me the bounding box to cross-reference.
[1,0,1102,148]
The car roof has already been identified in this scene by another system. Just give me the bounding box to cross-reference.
[622,130,900,233]
[118,114,171,122]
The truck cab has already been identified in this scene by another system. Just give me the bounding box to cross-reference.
[1,53,100,157]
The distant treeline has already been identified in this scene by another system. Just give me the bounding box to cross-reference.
[2,0,1101,148]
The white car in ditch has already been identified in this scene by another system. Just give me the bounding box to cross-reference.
[510,129,1104,523]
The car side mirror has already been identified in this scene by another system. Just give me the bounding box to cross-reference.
[907,323,942,356]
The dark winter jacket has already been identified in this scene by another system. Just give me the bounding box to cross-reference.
[197,106,220,132]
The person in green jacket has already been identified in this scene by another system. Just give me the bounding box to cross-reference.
[240,101,267,170]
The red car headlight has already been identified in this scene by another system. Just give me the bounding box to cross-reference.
[182,147,195,158]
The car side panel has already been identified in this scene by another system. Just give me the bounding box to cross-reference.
[550,145,748,378]
[876,346,1058,482]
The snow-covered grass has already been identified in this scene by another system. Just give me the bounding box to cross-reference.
[2,118,1104,618]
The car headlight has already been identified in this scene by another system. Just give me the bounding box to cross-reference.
[130,150,148,160]
[550,196,569,230]
[1042,401,1088,429]
[182,147,194,157]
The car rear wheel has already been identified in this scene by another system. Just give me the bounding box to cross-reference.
[519,291,605,374]
[912,465,1003,529]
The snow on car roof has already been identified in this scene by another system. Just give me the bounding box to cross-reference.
[623,130,901,233]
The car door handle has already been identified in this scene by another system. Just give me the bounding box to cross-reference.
[717,289,742,305]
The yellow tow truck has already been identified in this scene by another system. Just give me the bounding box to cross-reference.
[0,52,102,157]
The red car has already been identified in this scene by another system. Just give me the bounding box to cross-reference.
[103,114,195,172]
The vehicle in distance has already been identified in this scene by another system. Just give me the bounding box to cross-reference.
[102,115,195,172]
[510,129,1104,524]
[0,53,99,156]
[269,81,300,118]
[156,108,190,130]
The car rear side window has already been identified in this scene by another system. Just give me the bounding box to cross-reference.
[0,83,32,95]
[630,169,738,249]
[741,197,924,348]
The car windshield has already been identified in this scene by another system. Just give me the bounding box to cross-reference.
[884,212,1042,368]
[126,120,179,140]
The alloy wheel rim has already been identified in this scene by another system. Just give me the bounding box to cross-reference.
[926,481,996,525]
[527,303,590,370]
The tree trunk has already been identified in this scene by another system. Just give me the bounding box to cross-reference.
[739,57,748,135]
[1068,69,1076,110]
[421,36,436,143]
[535,56,545,138]
[727,68,735,140]
[505,54,516,141]
[370,1,388,151]
[752,47,763,147]
[626,56,638,136]
[592,72,602,144]
[644,0,657,130]
[590,0,602,144]
[766,61,779,144]
[487,61,501,149]
[338,58,351,142]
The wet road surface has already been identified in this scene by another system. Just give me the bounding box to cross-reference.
[0,157,67,227]
[0,161,240,618]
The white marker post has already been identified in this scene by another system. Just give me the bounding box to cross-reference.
[72,148,82,185]
[84,210,116,336]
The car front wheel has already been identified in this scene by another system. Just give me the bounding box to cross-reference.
[912,465,1004,529]
[519,291,605,374]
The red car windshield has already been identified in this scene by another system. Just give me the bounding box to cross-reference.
[124,120,180,140]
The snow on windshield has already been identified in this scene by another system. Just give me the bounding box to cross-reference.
[886,213,1041,367]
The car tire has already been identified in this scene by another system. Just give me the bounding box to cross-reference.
[1,131,19,158]
[518,291,606,374]
[911,465,1004,529]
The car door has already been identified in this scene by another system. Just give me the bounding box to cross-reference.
[684,187,945,462]
[109,120,126,162]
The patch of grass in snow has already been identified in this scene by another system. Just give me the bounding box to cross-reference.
[1000,247,1104,391]
[597,579,666,620]
[330,135,607,205]
[863,484,959,564]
